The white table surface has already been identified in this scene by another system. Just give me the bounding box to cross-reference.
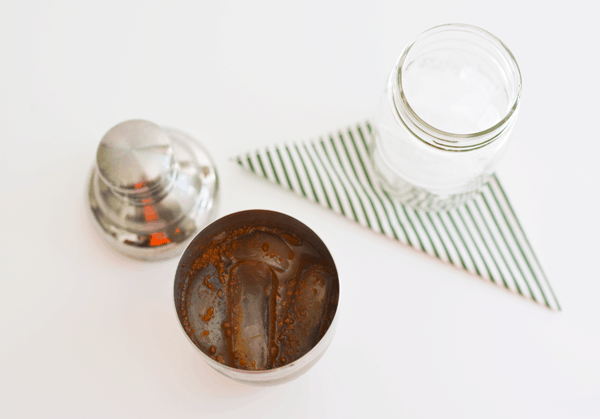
[1,1,599,418]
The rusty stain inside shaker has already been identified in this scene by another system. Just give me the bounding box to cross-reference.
[176,215,339,371]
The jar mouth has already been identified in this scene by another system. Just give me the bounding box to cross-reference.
[393,23,522,151]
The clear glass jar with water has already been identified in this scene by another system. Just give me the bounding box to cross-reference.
[370,24,522,211]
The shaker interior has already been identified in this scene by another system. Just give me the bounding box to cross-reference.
[174,210,340,379]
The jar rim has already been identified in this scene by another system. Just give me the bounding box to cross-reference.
[393,23,522,151]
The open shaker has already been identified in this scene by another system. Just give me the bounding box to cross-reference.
[371,24,522,211]
[173,210,340,386]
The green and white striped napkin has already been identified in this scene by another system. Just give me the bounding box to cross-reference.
[235,121,560,310]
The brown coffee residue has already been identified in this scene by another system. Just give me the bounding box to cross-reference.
[180,225,338,371]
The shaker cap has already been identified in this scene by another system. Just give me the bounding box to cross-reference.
[96,120,175,196]
[88,119,219,260]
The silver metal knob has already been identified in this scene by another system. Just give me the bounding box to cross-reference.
[88,120,219,260]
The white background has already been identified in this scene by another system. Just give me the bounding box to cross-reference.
[1,1,599,418]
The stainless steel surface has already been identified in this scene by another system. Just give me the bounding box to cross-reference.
[88,120,218,260]
[173,210,340,386]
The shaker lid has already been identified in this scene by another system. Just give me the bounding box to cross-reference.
[88,120,219,260]
[96,120,175,196]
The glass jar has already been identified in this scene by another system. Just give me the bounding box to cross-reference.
[370,24,522,211]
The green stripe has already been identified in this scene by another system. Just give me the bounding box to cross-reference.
[473,199,523,296]
[493,174,560,310]
[455,209,494,282]
[361,126,420,248]
[425,212,452,263]
[284,145,307,198]
[434,212,467,270]
[489,177,547,304]
[402,189,421,206]
[327,136,372,228]
[246,154,256,174]
[480,191,534,298]
[464,204,507,287]
[489,176,554,308]
[365,121,374,137]
[319,140,360,223]
[446,212,481,276]
[343,129,394,239]
[352,126,402,240]
[356,126,410,245]
[414,211,440,258]
[310,142,346,216]
[275,148,294,191]
[265,150,281,185]
[381,189,413,247]
[302,143,332,210]
[293,143,320,204]
[401,206,426,252]
[349,127,377,191]
[255,152,268,178]
[406,191,428,208]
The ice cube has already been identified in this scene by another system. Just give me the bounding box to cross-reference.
[231,230,294,271]
[277,265,332,365]
[228,261,277,370]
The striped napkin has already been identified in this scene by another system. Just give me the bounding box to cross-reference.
[235,121,560,310]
